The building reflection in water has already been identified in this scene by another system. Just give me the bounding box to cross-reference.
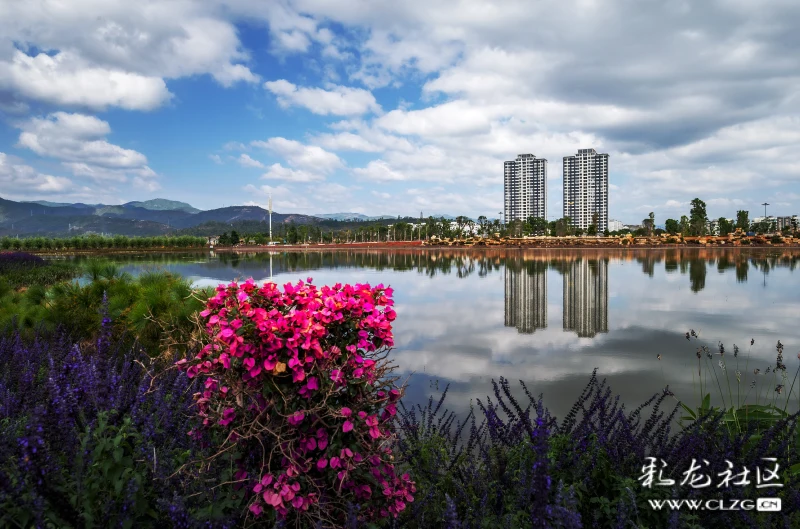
[503,254,609,337]
[563,258,609,338]
[504,257,547,333]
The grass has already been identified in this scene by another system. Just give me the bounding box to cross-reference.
[0,252,79,289]
[0,257,213,356]
[679,329,800,438]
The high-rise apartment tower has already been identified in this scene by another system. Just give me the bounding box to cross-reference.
[504,154,547,224]
[563,148,609,232]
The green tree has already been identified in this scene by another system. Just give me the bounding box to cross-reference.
[551,217,572,237]
[717,217,733,236]
[689,198,708,235]
[679,215,690,235]
[642,212,655,236]
[219,232,231,246]
[287,224,298,244]
[665,218,679,235]
[735,210,750,232]
[587,224,597,236]
[230,230,240,245]
[477,215,488,236]
[528,217,548,236]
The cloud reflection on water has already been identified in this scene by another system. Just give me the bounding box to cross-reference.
[87,248,800,420]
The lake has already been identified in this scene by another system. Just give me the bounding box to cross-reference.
[68,248,800,422]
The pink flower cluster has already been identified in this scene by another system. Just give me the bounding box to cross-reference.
[176,278,414,524]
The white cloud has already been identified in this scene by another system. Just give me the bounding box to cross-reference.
[352,160,407,182]
[223,141,248,151]
[209,154,223,164]
[0,50,170,111]
[16,112,157,185]
[376,100,493,137]
[261,163,324,182]
[264,79,381,116]
[0,2,259,111]
[313,131,386,152]
[251,137,343,173]
[0,152,73,194]
[237,153,265,168]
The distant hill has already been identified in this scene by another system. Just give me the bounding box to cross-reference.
[318,213,371,221]
[123,199,201,214]
[1,196,460,237]
[0,196,323,237]
[319,213,407,221]
[27,200,98,209]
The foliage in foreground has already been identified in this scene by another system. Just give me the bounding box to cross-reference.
[0,319,242,528]
[394,372,800,529]
[2,273,800,528]
[0,260,210,354]
[0,251,78,289]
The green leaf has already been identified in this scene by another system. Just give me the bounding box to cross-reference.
[680,403,697,420]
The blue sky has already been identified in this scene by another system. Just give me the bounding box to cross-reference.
[0,0,799,223]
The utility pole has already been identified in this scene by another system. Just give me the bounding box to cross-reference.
[268,193,273,242]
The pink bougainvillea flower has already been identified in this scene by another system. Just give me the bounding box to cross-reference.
[263,491,283,507]
[176,279,414,522]
[287,411,305,426]
[218,407,236,427]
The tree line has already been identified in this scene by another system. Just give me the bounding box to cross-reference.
[0,234,207,251]
[660,199,797,237]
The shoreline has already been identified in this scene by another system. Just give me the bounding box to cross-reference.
[17,238,800,256]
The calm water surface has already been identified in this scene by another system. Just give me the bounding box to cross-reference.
[71,248,800,421]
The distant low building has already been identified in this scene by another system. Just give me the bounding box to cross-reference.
[207,236,219,246]
[707,218,733,236]
[776,215,798,231]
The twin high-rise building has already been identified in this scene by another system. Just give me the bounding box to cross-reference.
[563,148,609,233]
[503,148,609,233]
[503,154,547,224]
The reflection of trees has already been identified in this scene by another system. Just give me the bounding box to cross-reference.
[736,261,748,283]
[637,255,656,277]
[689,259,707,293]
[664,250,678,273]
[65,248,800,291]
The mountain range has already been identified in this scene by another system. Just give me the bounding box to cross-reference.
[0,197,455,237]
